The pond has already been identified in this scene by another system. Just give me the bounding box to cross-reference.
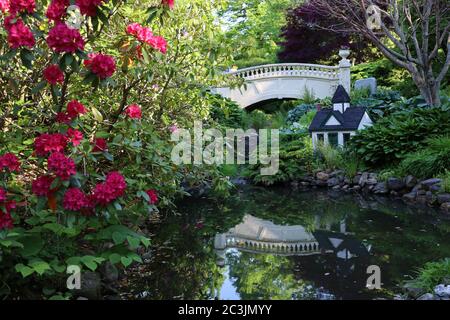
[120,187,450,300]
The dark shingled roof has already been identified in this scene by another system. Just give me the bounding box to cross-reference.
[332,85,351,103]
[309,107,366,132]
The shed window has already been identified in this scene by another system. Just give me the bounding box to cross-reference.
[317,134,324,142]
[328,133,338,147]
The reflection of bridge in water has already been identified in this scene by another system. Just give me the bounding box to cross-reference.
[214,215,370,259]
[215,215,323,256]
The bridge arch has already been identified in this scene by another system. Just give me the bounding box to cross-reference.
[212,50,352,109]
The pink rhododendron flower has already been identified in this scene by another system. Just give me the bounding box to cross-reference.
[0,211,14,230]
[43,64,64,85]
[66,128,83,146]
[84,53,116,79]
[46,0,69,22]
[0,0,10,13]
[32,175,54,196]
[76,0,104,16]
[34,133,68,157]
[47,23,85,53]
[161,0,174,9]
[67,100,87,118]
[92,137,107,152]
[56,112,72,124]
[9,0,35,15]
[63,188,89,211]
[92,171,126,206]
[47,152,76,180]
[146,189,158,205]
[0,188,6,202]
[124,104,142,119]
[0,153,20,172]
[4,17,35,49]
[125,22,168,54]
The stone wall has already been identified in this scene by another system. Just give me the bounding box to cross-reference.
[292,170,450,214]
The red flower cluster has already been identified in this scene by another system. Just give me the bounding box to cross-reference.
[124,104,142,119]
[0,188,6,202]
[146,189,158,205]
[126,23,168,54]
[161,0,174,9]
[0,187,15,230]
[47,23,85,53]
[31,175,54,196]
[92,137,107,152]
[91,171,126,206]
[56,100,87,124]
[43,64,64,85]
[63,187,90,211]
[47,152,76,180]
[84,53,116,79]
[34,133,68,157]
[9,0,35,15]
[76,0,104,16]
[0,205,14,230]
[4,16,35,49]
[46,0,69,22]
[66,128,83,146]
[0,153,20,172]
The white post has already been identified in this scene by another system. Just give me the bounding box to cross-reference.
[338,49,351,95]
[338,133,344,147]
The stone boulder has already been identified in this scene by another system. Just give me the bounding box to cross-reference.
[421,178,442,190]
[75,271,102,300]
[373,182,388,194]
[387,177,405,191]
[327,178,340,187]
[403,191,417,202]
[437,194,450,205]
[404,175,417,189]
[434,284,450,298]
[441,202,450,213]
[316,172,329,181]
[358,172,370,187]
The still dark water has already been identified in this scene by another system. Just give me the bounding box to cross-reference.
[121,187,450,300]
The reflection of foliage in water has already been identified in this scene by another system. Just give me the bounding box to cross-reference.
[226,251,312,300]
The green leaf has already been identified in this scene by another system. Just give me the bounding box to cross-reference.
[112,231,126,245]
[120,256,133,268]
[29,260,51,275]
[108,253,121,264]
[15,264,34,278]
[127,236,140,249]
[19,235,44,257]
[91,107,103,122]
[81,256,99,271]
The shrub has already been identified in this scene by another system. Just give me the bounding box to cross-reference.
[208,94,246,129]
[286,104,316,124]
[406,259,450,293]
[245,134,313,186]
[350,105,450,167]
[398,136,450,179]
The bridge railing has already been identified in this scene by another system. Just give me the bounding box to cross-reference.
[228,63,340,81]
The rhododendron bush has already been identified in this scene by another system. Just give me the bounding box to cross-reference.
[0,0,232,299]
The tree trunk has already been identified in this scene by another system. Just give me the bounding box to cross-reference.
[411,71,441,107]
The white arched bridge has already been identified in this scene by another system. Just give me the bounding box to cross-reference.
[212,50,352,109]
